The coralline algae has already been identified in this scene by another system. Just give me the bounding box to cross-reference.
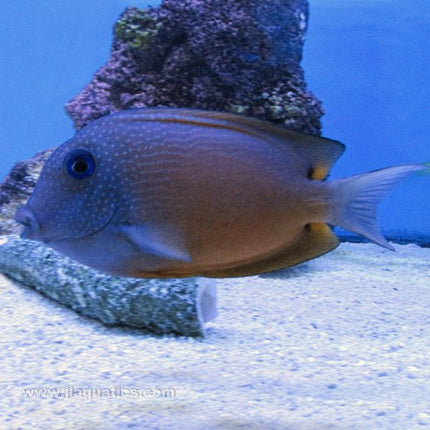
[66,0,323,134]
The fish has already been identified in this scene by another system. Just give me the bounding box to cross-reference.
[14,108,425,278]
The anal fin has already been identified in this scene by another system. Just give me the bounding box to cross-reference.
[203,223,339,278]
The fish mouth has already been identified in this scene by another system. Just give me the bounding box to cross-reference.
[14,206,41,240]
[15,204,120,245]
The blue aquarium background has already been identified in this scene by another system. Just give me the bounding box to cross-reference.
[1,0,428,241]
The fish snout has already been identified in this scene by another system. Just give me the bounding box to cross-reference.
[14,206,41,239]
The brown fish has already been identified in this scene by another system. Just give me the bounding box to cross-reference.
[14,108,424,278]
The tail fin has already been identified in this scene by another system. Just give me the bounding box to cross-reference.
[331,164,425,250]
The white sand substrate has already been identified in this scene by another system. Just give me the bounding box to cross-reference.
[1,242,429,430]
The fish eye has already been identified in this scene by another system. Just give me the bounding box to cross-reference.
[64,148,95,180]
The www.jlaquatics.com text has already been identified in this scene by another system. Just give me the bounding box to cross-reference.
[21,386,177,400]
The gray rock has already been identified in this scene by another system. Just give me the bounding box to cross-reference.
[0,236,216,337]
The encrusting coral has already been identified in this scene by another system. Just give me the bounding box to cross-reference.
[66,0,322,134]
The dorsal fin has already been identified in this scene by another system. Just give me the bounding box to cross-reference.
[114,108,345,180]
[191,111,345,180]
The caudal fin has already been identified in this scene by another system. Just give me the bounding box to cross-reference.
[330,164,426,250]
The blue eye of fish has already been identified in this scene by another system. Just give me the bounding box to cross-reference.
[64,149,95,180]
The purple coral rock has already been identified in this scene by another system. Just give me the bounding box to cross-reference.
[66,0,323,135]
[0,149,53,234]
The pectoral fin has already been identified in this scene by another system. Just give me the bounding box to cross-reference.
[120,224,192,262]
